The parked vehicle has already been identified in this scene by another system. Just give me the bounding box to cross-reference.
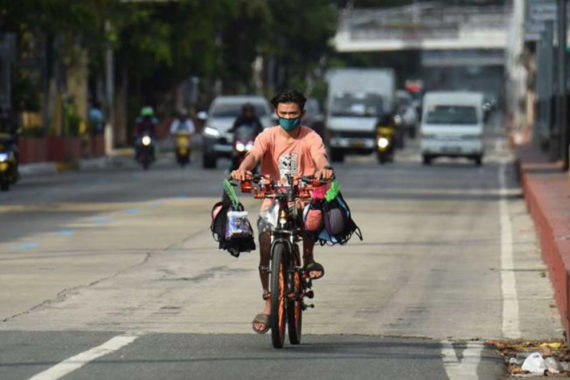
[325,68,396,163]
[420,91,485,166]
[202,95,272,169]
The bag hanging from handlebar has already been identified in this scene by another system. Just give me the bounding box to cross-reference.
[316,180,363,246]
[210,179,256,257]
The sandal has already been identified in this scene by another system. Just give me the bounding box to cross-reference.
[251,313,270,334]
[304,262,325,280]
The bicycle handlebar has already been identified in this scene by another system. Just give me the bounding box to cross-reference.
[228,173,334,200]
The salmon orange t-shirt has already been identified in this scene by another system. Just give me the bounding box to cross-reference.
[248,125,327,182]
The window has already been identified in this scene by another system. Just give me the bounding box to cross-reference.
[426,105,478,125]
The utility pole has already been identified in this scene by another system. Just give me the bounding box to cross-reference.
[0,34,15,114]
[104,21,114,155]
[559,0,568,170]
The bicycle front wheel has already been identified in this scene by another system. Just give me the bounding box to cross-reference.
[270,242,287,349]
[287,268,303,344]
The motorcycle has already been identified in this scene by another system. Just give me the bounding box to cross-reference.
[175,131,192,166]
[137,133,155,170]
[376,118,395,165]
[0,139,18,191]
[231,125,256,171]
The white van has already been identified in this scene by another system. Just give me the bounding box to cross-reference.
[420,91,484,166]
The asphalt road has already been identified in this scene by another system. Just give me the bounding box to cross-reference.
[0,114,562,380]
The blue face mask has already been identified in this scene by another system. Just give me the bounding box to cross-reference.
[279,117,301,131]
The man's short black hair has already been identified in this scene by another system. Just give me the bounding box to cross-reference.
[270,89,307,110]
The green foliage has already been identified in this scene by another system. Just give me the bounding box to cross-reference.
[1,0,340,120]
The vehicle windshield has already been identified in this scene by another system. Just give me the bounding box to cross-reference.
[211,102,267,118]
[330,94,383,117]
[425,105,478,125]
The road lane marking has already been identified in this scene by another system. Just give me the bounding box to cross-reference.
[56,229,75,236]
[13,242,40,251]
[91,216,113,226]
[442,340,484,380]
[499,163,521,339]
[28,334,139,380]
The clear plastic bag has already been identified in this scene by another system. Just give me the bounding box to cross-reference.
[225,211,253,240]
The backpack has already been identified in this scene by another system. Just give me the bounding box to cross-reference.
[210,180,256,257]
[317,181,363,246]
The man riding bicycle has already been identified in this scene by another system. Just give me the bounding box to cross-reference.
[230,89,334,334]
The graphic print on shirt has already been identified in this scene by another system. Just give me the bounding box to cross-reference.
[279,153,298,179]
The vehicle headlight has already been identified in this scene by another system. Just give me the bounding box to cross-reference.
[377,137,389,149]
[204,126,221,138]
[236,142,246,152]
[141,136,152,146]
[245,142,254,151]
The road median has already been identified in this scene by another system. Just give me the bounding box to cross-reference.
[516,143,570,341]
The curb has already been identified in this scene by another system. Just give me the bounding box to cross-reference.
[19,156,130,177]
[516,146,570,341]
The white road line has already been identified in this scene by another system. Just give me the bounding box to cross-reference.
[441,340,485,379]
[28,334,139,380]
[499,163,521,339]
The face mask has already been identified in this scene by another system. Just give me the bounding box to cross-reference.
[279,117,301,131]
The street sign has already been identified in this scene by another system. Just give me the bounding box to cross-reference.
[524,0,557,41]
[529,2,557,22]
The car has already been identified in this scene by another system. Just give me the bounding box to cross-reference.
[303,98,325,138]
[201,95,273,169]
[420,91,485,166]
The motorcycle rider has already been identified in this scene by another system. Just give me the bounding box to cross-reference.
[134,106,158,160]
[0,107,20,167]
[230,89,334,334]
[228,103,263,136]
[169,108,195,135]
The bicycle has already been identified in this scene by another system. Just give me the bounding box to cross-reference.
[237,173,328,348]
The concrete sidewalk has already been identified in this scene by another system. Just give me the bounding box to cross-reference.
[18,135,203,177]
[516,143,570,341]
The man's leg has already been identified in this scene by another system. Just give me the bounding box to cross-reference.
[303,234,324,279]
[252,219,272,333]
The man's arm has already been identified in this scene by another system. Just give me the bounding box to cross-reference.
[314,154,334,180]
[309,132,334,180]
[231,154,258,181]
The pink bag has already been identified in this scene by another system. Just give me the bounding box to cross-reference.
[304,204,324,232]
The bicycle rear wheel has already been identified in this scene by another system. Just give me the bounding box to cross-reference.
[270,242,287,348]
[287,249,303,345]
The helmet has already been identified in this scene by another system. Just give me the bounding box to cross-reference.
[242,103,255,114]
[141,106,154,117]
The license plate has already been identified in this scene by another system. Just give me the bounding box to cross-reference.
[442,146,462,153]
[351,140,365,148]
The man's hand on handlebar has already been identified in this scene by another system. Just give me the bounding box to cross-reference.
[314,166,334,181]
[230,168,252,182]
